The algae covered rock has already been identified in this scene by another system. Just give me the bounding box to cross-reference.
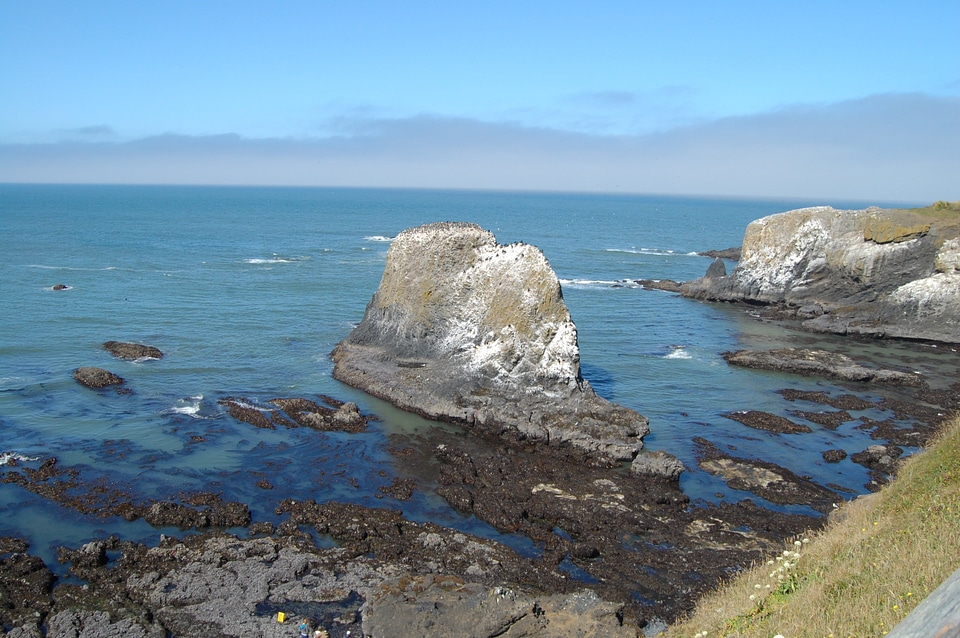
[331,222,648,465]
[73,367,125,389]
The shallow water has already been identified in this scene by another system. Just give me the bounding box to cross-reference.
[1,184,955,569]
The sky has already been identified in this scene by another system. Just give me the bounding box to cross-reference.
[1,1,958,202]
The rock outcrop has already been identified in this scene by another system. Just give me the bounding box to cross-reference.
[331,222,648,465]
[722,348,925,386]
[681,206,960,343]
[103,341,164,360]
[73,367,125,389]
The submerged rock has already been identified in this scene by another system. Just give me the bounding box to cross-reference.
[219,395,373,432]
[723,348,925,386]
[331,222,649,465]
[695,438,837,513]
[103,341,164,360]
[681,206,960,343]
[73,367,125,389]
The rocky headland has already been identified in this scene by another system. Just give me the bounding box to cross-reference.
[681,204,960,343]
[331,222,649,466]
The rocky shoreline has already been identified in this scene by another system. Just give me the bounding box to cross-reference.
[6,362,953,637]
[680,205,960,343]
[4,206,960,637]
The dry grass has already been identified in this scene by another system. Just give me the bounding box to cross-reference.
[903,200,960,225]
[661,412,960,638]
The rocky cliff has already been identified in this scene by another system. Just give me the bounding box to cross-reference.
[331,222,648,465]
[681,205,960,343]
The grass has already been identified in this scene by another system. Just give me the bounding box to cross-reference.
[661,411,960,638]
[904,200,960,224]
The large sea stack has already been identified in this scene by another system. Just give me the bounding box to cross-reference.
[331,222,648,465]
[681,206,960,343]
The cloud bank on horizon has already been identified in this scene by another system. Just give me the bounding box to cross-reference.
[1,2,958,203]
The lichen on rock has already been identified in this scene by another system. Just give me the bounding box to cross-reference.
[681,206,960,343]
[331,222,648,465]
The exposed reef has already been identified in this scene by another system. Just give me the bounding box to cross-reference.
[331,222,649,466]
[681,206,960,343]
[219,395,371,432]
[722,348,925,386]
[73,367,126,390]
[103,341,164,360]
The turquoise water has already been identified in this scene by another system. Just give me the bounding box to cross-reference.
[0,184,950,566]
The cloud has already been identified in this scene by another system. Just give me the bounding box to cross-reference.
[53,125,119,140]
[570,90,639,106]
[1,93,957,203]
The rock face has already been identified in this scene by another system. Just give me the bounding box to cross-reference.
[681,206,960,343]
[331,222,648,465]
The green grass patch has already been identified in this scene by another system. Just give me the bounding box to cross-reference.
[663,412,960,638]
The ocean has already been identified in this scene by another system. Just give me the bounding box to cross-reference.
[0,184,952,569]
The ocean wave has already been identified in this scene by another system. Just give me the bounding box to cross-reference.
[1,451,39,466]
[244,255,309,264]
[364,235,394,242]
[664,346,693,360]
[559,278,640,289]
[164,395,207,418]
[28,264,119,271]
[604,248,699,257]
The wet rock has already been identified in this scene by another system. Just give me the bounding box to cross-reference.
[142,500,251,530]
[721,410,812,434]
[698,247,742,260]
[635,279,682,292]
[377,477,416,500]
[629,450,685,481]
[789,409,851,429]
[851,444,903,471]
[0,539,55,631]
[103,341,164,360]
[821,449,848,463]
[695,438,837,512]
[430,439,819,624]
[272,397,369,433]
[46,610,165,638]
[851,444,905,491]
[53,283,70,291]
[73,367,125,389]
[777,389,876,411]
[723,348,924,386]
[331,222,649,466]
[363,576,637,638]
[219,397,276,429]
[1,457,250,531]
[220,396,373,432]
[703,257,727,280]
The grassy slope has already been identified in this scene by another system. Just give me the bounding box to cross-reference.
[903,200,960,233]
[661,410,960,638]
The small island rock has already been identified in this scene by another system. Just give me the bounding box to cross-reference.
[331,222,649,465]
[73,367,125,389]
[103,341,164,360]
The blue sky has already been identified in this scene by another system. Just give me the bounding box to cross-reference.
[1,1,958,201]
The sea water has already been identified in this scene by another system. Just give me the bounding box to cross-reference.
[0,184,952,567]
